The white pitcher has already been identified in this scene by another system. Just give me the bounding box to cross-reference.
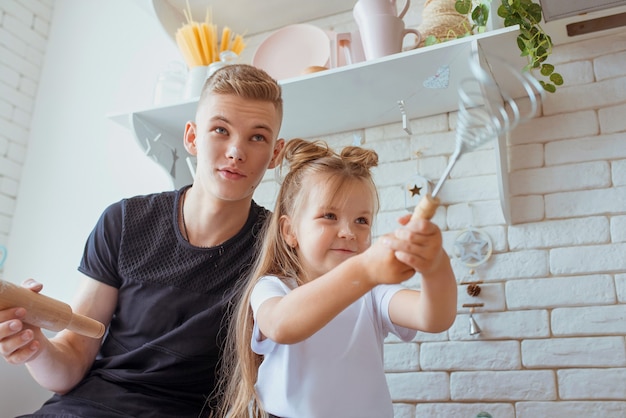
[353,0,420,61]
[353,0,411,26]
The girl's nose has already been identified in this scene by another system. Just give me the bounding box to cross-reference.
[226,145,244,161]
[338,224,356,239]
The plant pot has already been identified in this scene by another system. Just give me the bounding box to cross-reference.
[417,0,471,46]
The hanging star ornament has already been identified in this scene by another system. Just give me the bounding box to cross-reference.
[453,227,493,267]
[408,184,422,197]
[404,174,432,212]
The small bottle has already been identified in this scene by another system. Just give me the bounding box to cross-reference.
[154,61,187,106]
[207,51,239,78]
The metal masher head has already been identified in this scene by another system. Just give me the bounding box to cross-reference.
[430,52,544,198]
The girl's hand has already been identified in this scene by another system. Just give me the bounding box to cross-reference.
[362,233,417,285]
[391,215,447,276]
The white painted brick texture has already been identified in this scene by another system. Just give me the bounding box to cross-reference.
[364,30,626,415]
[0,0,54,247]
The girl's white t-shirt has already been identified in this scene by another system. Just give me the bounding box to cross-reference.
[250,275,417,418]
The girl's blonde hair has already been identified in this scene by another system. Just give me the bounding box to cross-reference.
[216,138,379,417]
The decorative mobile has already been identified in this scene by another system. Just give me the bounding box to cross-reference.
[453,227,492,267]
[408,184,422,197]
[423,65,450,89]
[404,173,432,212]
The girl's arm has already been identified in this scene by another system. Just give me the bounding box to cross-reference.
[388,217,458,333]
[256,233,416,345]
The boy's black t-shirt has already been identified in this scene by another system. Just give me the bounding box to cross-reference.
[23,187,269,418]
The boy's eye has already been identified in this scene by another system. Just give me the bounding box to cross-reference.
[214,127,228,135]
[251,134,266,142]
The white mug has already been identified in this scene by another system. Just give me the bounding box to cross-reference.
[357,14,421,60]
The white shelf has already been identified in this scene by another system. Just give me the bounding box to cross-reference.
[110,26,526,137]
[108,26,527,222]
[148,0,356,40]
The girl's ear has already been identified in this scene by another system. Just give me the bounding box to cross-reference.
[279,215,297,248]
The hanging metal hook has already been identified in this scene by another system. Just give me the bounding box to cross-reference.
[397,100,412,135]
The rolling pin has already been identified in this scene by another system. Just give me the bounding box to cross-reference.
[0,279,105,339]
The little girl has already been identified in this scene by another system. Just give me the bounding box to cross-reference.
[219,138,457,418]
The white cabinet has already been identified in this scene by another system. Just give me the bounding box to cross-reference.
[109,25,527,222]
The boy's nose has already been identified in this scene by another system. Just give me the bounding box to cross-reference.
[226,145,244,161]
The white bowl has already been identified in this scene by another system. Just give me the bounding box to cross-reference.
[252,23,331,80]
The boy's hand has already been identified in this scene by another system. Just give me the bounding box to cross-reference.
[0,280,44,364]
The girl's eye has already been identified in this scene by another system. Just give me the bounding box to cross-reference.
[322,212,337,220]
[356,217,370,225]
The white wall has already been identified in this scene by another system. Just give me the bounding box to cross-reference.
[0,0,177,415]
[1,0,626,417]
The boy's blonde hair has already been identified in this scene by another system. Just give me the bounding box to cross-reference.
[217,138,379,418]
[198,64,283,124]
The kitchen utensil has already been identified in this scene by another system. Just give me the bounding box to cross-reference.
[411,52,544,220]
[0,279,106,338]
[252,24,332,80]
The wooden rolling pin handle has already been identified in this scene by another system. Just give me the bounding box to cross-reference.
[0,279,105,339]
[67,313,106,339]
[411,193,441,221]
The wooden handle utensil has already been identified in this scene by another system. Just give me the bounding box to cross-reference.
[0,279,105,339]
[410,193,440,221]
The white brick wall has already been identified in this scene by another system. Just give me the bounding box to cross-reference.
[326,24,626,418]
[4,2,626,417]
[0,0,54,248]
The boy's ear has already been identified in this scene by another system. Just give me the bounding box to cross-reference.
[183,121,198,155]
[279,215,297,248]
[268,138,285,169]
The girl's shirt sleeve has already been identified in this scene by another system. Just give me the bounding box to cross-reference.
[373,284,417,342]
[249,275,294,355]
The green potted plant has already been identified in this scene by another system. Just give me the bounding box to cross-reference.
[454,0,564,92]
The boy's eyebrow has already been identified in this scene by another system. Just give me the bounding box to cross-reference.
[210,115,275,133]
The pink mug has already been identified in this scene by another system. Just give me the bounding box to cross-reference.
[357,14,421,60]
